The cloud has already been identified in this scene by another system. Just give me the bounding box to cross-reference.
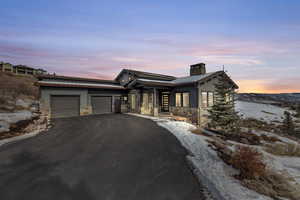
[201,56,263,65]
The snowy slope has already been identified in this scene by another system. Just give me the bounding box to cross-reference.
[235,100,292,123]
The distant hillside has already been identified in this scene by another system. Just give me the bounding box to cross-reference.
[0,72,38,112]
[237,93,300,105]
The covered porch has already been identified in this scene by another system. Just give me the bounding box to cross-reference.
[127,79,174,117]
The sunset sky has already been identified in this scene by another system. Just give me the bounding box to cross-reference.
[1,0,299,93]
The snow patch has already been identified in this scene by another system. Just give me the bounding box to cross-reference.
[235,100,292,123]
[0,111,33,133]
[129,113,271,200]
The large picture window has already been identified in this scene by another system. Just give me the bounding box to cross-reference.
[175,92,190,107]
[175,93,182,107]
[182,93,189,107]
[143,93,149,110]
[201,91,214,107]
[208,92,214,107]
[201,92,208,107]
[131,94,136,110]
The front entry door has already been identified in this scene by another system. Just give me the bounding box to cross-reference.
[161,93,169,112]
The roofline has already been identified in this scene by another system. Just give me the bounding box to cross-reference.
[37,74,117,84]
[38,82,126,90]
[115,69,176,81]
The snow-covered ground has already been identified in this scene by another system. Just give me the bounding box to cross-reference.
[0,111,34,133]
[235,100,292,123]
[128,113,272,200]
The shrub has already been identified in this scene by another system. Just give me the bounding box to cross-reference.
[190,128,203,135]
[243,170,300,200]
[230,146,266,180]
[265,143,300,157]
[260,134,281,143]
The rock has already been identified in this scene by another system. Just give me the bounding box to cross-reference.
[0,121,10,133]
[16,99,31,109]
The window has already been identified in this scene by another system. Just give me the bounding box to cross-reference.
[182,93,189,107]
[143,93,149,110]
[176,92,190,107]
[201,92,208,107]
[202,92,214,107]
[175,93,182,107]
[131,94,136,110]
[208,92,214,107]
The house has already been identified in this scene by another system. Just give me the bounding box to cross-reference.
[38,63,238,125]
[0,62,47,75]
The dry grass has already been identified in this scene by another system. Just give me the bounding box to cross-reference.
[0,72,38,99]
[190,128,205,136]
[260,134,281,143]
[230,146,266,180]
[265,143,300,157]
[243,171,300,200]
[228,146,300,199]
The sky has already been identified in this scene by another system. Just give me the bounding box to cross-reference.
[0,0,300,93]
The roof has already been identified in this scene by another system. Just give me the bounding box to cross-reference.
[115,69,176,81]
[38,74,117,84]
[135,71,239,88]
[13,65,35,70]
[38,80,125,90]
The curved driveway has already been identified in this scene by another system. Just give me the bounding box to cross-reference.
[0,114,205,200]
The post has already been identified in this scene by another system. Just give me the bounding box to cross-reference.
[153,88,158,116]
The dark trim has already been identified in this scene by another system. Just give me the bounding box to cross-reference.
[37,74,117,84]
[39,83,126,90]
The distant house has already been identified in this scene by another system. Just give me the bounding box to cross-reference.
[0,62,47,75]
[38,63,238,126]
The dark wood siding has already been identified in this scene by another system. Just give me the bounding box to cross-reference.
[50,95,80,118]
[170,85,198,108]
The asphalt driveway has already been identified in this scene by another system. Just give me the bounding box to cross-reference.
[0,114,206,200]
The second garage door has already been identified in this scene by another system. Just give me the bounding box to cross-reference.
[51,96,80,118]
[91,96,112,114]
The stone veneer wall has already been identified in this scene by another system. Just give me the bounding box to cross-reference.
[170,106,199,124]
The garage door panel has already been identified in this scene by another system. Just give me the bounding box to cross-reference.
[92,96,112,114]
[51,96,80,118]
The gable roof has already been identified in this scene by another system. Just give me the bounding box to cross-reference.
[115,69,176,81]
[135,71,239,88]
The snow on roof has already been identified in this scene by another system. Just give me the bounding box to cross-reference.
[38,81,124,89]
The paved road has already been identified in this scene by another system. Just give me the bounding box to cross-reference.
[0,114,205,200]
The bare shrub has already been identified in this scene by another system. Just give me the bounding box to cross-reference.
[190,128,204,135]
[265,143,300,157]
[230,146,266,180]
[260,134,281,143]
[243,170,300,200]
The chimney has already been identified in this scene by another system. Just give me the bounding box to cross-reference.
[190,63,206,76]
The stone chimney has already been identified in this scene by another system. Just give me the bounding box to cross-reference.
[190,63,206,76]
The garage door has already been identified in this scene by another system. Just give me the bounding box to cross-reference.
[51,96,80,118]
[91,96,112,114]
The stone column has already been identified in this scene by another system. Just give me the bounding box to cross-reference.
[153,88,158,116]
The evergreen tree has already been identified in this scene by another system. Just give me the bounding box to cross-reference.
[208,75,239,133]
[282,111,295,135]
[296,104,300,118]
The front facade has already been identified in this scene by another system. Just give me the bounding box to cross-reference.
[38,63,238,126]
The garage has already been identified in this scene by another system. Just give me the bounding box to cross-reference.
[51,95,80,118]
[91,96,112,114]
